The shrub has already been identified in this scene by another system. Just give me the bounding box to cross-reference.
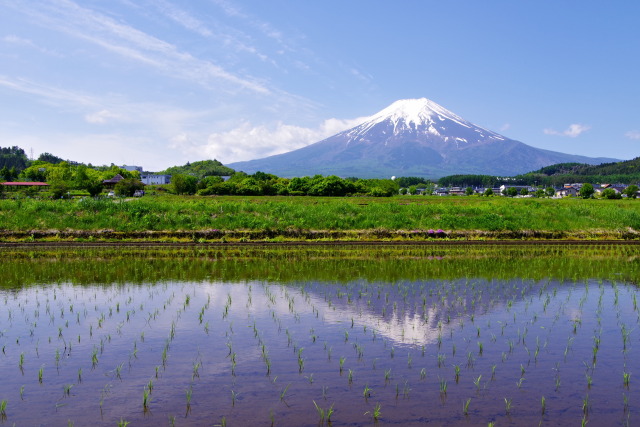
[115,178,145,197]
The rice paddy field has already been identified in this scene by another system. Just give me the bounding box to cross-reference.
[0,243,639,426]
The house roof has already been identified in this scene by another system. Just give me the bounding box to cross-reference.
[102,174,124,184]
[1,181,49,186]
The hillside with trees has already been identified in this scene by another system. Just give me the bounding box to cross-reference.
[161,160,235,179]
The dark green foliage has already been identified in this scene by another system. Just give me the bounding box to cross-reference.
[601,188,621,199]
[0,146,29,173]
[438,174,504,188]
[115,178,145,197]
[161,160,235,179]
[579,183,594,199]
[395,176,431,187]
[50,181,69,199]
[172,174,198,195]
[86,179,104,197]
[518,158,640,186]
[624,185,639,199]
[38,152,66,164]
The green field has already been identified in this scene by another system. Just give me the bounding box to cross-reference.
[1,194,640,241]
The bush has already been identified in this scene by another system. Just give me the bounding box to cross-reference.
[50,182,69,199]
[114,178,145,197]
[601,188,622,199]
[172,174,198,195]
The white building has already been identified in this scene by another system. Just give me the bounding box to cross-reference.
[141,174,171,185]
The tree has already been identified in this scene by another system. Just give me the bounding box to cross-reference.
[465,187,474,196]
[483,188,494,196]
[545,187,555,197]
[408,185,418,195]
[399,187,408,195]
[114,178,144,197]
[520,188,529,196]
[50,181,69,199]
[507,187,518,197]
[86,179,104,197]
[601,188,621,199]
[624,185,639,199]
[534,189,545,198]
[38,152,65,164]
[579,183,594,199]
[172,174,198,195]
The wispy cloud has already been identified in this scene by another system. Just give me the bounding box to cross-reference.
[5,0,272,94]
[0,75,94,107]
[210,0,285,45]
[543,123,591,138]
[0,75,212,134]
[625,130,640,140]
[2,34,63,57]
[179,116,366,163]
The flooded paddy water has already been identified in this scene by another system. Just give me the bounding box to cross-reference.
[0,243,639,426]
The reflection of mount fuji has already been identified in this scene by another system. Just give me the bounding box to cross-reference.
[302,278,544,347]
[229,98,617,178]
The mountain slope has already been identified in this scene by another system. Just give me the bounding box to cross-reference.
[229,98,618,178]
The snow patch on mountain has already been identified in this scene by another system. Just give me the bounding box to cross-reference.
[343,98,505,143]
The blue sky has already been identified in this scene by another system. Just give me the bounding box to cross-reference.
[1,0,639,171]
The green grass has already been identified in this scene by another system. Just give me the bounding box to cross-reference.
[1,194,640,241]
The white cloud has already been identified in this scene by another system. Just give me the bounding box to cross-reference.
[182,117,366,163]
[543,123,591,137]
[625,130,640,140]
[85,109,122,124]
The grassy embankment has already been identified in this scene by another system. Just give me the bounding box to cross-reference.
[1,194,640,242]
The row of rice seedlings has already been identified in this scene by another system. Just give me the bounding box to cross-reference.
[1,258,639,424]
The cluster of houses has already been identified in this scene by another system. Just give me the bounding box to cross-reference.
[422,183,640,198]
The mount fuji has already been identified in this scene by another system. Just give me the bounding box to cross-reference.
[228,98,617,178]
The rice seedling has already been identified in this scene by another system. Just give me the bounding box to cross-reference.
[312,400,334,424]
[63,384,73,396]
[185,386,192,405]
[463,398,471,416]
[0,400,6,416]
[439,377,447,395]
[142,387,151,410]
[363,384,372,399]
[504,397,512,415]
[541,396,546,414]
[279,383,291,402]
[582,394,590,415]
[474,375,483,391]
[623,372,630,387]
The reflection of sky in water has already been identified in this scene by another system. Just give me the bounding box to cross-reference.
[0,275,639,426]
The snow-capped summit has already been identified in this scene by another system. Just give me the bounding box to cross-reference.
[229,98,617,178]
[343,97,504,146]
